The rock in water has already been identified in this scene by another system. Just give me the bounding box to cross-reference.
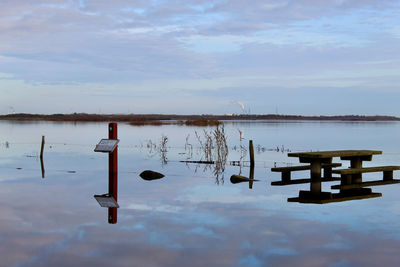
[140,170,165,181]
[230,175,259,184]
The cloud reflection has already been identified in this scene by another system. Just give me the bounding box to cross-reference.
[2,122,400,266]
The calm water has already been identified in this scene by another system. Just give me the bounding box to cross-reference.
[1,120,400,266]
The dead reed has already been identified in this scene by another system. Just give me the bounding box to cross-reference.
[194,124,229,184]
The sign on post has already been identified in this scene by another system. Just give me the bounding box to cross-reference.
[94,194,120,208]
[94,139,119,153]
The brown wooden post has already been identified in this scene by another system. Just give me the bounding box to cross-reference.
[248,140,255,189]
[108,123,118,224]
[40,136,45,178]
[40,136,45,159]
[249,140,254,167]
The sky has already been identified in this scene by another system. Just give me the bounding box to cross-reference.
[0,0,400,115]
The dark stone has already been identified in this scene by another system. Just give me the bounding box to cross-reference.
[140,170,165,181]
[230,175,258,184]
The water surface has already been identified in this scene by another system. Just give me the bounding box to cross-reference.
[1,120,400,266]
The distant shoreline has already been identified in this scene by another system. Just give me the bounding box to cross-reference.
[0,113,399,125]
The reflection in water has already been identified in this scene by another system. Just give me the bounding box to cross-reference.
[40,156,45,178]
[146,125,230,184]
[288,188,382,204]
[286,169,386,203]
[94,194,119,208]
[285,169,400,204]
[3,121,400,265]
[230,163,259,189]
[159,135,168,165]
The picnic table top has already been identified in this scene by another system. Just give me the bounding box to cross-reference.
[288,150,382,159]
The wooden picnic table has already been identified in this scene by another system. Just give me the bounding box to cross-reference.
[288,150,382,195]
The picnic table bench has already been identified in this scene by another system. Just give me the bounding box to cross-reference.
[331,166,400,190]
[271,163,342,185]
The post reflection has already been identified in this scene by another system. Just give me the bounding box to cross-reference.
[40,156,45,178]
[230,162,258,189]
[285,169,386,204]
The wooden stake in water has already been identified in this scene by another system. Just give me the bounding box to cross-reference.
[40,136,45,178]
[40,136,45,159]
[249,140,254,167]
[249,140,255,189]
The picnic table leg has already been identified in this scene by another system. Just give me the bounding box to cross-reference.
[350,158,362,183]
[383,171,393,181]
[310,160,322,195]
[322,158,333,178]
[282,171,291,182]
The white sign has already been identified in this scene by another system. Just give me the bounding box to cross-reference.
[94,194,119,208]
[94,139,119,153]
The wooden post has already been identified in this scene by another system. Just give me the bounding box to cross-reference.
[108,123,118,224]
[40,136,45,159]
[248,140,255,189]
[249,140,254,167]
[40,136,45,178]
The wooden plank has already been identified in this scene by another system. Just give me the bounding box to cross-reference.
[271,165,311,172]
[288,150,382,159]
[332,166,400,175]
[331,179,400,190]
[341,155,373,161]
[271,163,341,172]
[271,177,341,186]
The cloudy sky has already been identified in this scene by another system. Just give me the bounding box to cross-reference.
[1,0,400,115]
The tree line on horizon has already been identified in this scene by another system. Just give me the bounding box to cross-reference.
[0,113,399,122]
